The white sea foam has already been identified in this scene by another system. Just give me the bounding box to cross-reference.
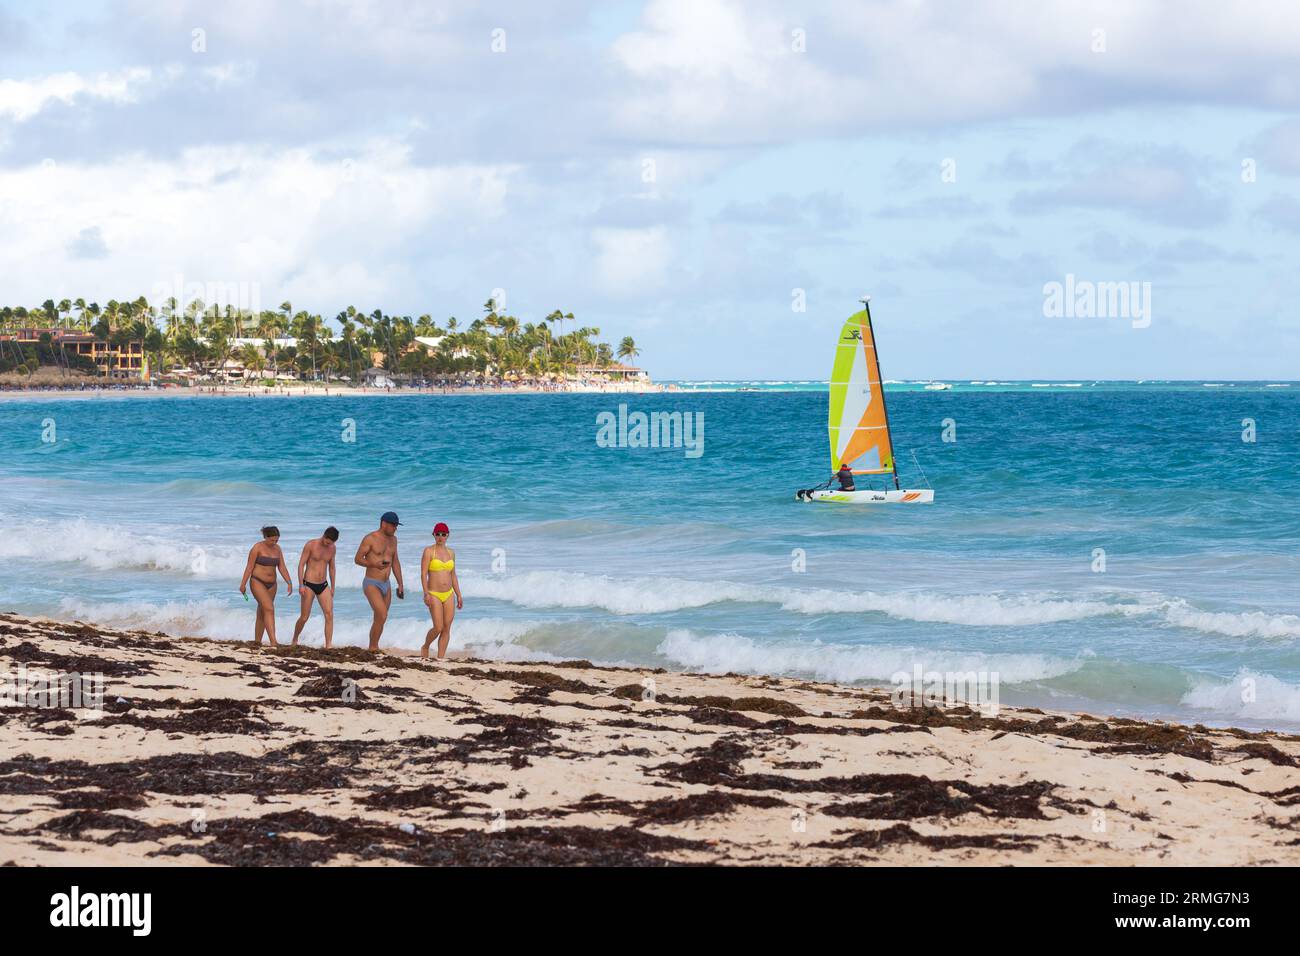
[465,570,1156,626]
[469,571,1300,639]
[465,570,754,614]
[17,540,1300,645]
[1181,670,1300,723]
[1160,601,1300,640]
[55,595,557,659]
[657,629,1080,685]
[0,516,380,584]
[0,517,245,577]
[775,587,1140,626]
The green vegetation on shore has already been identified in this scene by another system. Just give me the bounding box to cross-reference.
[0,296,641,382]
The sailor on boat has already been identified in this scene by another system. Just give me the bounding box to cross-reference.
[835,463,855,491]
[794,296,935,504]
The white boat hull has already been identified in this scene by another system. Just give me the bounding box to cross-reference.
[796,488,934,504]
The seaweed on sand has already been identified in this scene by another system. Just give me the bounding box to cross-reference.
[41,808,707,866]
[813,824,1041,854]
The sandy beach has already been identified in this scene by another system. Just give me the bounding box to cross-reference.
[2,611,1297,867]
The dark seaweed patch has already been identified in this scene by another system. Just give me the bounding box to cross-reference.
[813,823,1040,853]
[655,741,1061,819]
[822,778,1059,821]
[0,640,153,677]
[47,808,706,866]
[632,791,786,826]
[846,705,1217,761]
[356,780,505,814]
[1231,743,1300,767]
[449,667,605,697]
[614,686,807,718]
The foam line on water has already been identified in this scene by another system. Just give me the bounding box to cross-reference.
[464,569,1152,624]
[656,629,1081,684]
[54,596,565,660]
[466,571,1300,638]
[1181,670,1300,723]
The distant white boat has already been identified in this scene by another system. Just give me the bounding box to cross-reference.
[924,381,952,390]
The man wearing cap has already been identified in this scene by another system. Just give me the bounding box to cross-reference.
[354,511,405,650]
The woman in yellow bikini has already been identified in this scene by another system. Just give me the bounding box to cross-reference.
[421,521,463,659]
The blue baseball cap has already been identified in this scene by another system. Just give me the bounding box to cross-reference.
[380,511,401,526]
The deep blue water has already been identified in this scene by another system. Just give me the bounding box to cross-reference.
[2,383,1298,728]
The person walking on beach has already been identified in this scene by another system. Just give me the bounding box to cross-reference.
[354,512,404,650]
[420,522,462,660]
[292,526,339,648]
[239,526,293,647]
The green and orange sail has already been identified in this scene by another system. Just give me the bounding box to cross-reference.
[828,306,895,475]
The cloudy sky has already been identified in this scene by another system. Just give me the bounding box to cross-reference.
[2,0,1298,379]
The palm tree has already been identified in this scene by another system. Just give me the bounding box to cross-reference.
[617,336,640,364]
[546,309,573,343]
[241,345,267,380]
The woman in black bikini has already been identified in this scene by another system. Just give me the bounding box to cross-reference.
[239,526,293,646]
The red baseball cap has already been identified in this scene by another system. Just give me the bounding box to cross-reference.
[433,522,450,535]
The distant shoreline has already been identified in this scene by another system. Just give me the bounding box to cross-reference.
[2,380,1296,402]
[0,382,671,403]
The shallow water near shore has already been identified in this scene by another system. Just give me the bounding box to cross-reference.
[2,384,1298,729]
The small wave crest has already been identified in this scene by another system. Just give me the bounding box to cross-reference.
[0,518,247,577]
[1181,669,1300,723]
[1160,601,1300,640]
[464,570,1157,626]
[656,629,1081,684]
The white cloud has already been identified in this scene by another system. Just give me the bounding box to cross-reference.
[0,141,516,311]
[608,0,1300,142]
[0,67,155,121]
[590,226,672,294]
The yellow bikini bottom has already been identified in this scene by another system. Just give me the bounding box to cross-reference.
[429,590,453,603]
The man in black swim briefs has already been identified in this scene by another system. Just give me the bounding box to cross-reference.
[292,526,339,648]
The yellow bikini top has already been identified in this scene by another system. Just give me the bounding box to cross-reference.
[427,553,455,572]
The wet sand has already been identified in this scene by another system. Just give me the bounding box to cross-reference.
[1,612,1297,866]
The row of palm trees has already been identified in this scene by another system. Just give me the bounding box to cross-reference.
[0,297,642,384]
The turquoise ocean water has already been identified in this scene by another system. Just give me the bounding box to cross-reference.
[2,381,1298,729]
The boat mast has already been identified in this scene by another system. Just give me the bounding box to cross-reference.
[861,295,900,491]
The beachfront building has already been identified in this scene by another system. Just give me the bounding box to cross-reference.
[362,366,399,388]
[412,335,474,360]
[0,328,146,379]
[576,362,649,382]
[227,336,298,350]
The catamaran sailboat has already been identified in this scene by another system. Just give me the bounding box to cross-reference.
[795,298,935,504]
